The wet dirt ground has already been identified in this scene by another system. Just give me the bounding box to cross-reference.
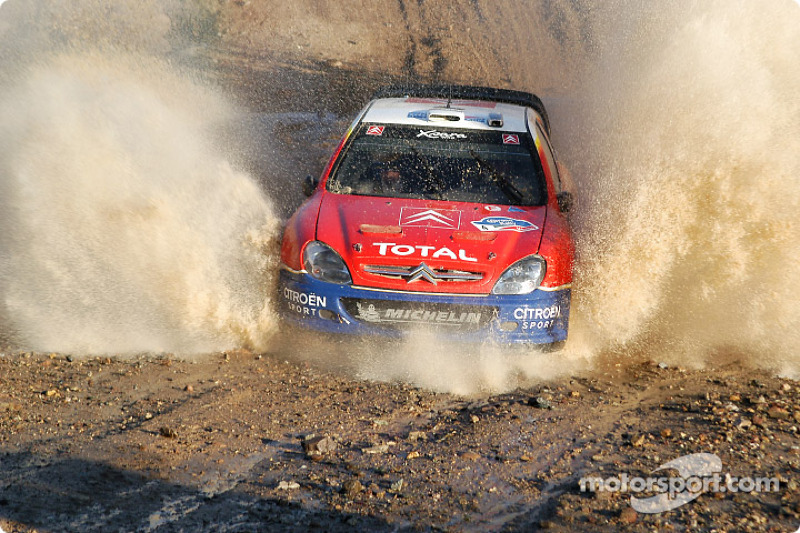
[1,344,798,532]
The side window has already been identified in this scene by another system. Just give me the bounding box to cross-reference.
[528,112,561,194]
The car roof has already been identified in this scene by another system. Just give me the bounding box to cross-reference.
[361,98,532,133]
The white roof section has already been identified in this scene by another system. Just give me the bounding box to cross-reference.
[361,98,532,133]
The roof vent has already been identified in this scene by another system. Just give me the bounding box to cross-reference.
[487,113,503,127]
[427,109,464,122]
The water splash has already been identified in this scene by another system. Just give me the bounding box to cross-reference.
[0,1,279,354]
[569,0,800,372]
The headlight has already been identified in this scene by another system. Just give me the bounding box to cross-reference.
[303,241,352,284]
[491,255,546,295]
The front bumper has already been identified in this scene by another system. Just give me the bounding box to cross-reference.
[278,269,570,345]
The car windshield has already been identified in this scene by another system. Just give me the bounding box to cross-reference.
[326,124,547,205]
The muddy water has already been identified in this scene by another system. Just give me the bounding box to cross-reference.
[565,1,800,371]
[0,1,798,393]
[0,2,280,354]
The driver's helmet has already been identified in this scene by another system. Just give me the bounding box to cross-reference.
[380,166,404,192]
[370,156,407,193]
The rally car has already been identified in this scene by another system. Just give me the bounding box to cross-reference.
[278,85,574,348]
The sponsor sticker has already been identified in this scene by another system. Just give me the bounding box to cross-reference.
[283,287,327,316]
[484,205,502,212]
[354,302,482,326]
[373,242,478,262]
[514,305,562,321]
[508,206,525,213]
[399,207,461,229]
[417,130,468,140]
[514,304,562,330]
[502,134,520,145]
[366,125,385,136]
[471,216,539,232]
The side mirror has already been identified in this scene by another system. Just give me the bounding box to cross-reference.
[302,175,319,197]
[556,191,574,213]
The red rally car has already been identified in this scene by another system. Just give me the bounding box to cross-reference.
[278,85,574,349]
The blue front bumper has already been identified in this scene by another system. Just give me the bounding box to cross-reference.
[278,269,570,345]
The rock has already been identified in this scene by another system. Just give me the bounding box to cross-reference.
[184,385,194,392]
[390,479,404,492]
[302,435,337,456]
[529,396,552,409]
[277,480,300,490]
[734,417,753,431]
[660,428,672,438]
[631,434,646,447]
[368,483,386,498]
[592,489,612,501]
[620,507,637,524]
[407,431,427,442]
[362,444,389,454]
[342,479,363,497]
[748,395,767,405]
[461,451,481,461]
[159,427,178,439]
[658,362,668,370]
[406,451,420,460]
[768,406,790,420]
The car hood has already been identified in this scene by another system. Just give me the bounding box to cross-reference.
[316,193,546,294]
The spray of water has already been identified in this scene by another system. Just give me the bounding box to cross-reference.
[570,0,800,369]
[0,2,279,354]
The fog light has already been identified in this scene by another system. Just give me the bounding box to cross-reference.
[318,309,336,321]
[499,321,518,332]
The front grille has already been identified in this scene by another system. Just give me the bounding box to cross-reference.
[363,262,483,285]
[342,298,496,331]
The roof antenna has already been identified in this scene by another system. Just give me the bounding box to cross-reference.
[446,84,452,109]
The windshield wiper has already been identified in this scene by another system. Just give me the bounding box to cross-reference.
[469,149,524,204]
